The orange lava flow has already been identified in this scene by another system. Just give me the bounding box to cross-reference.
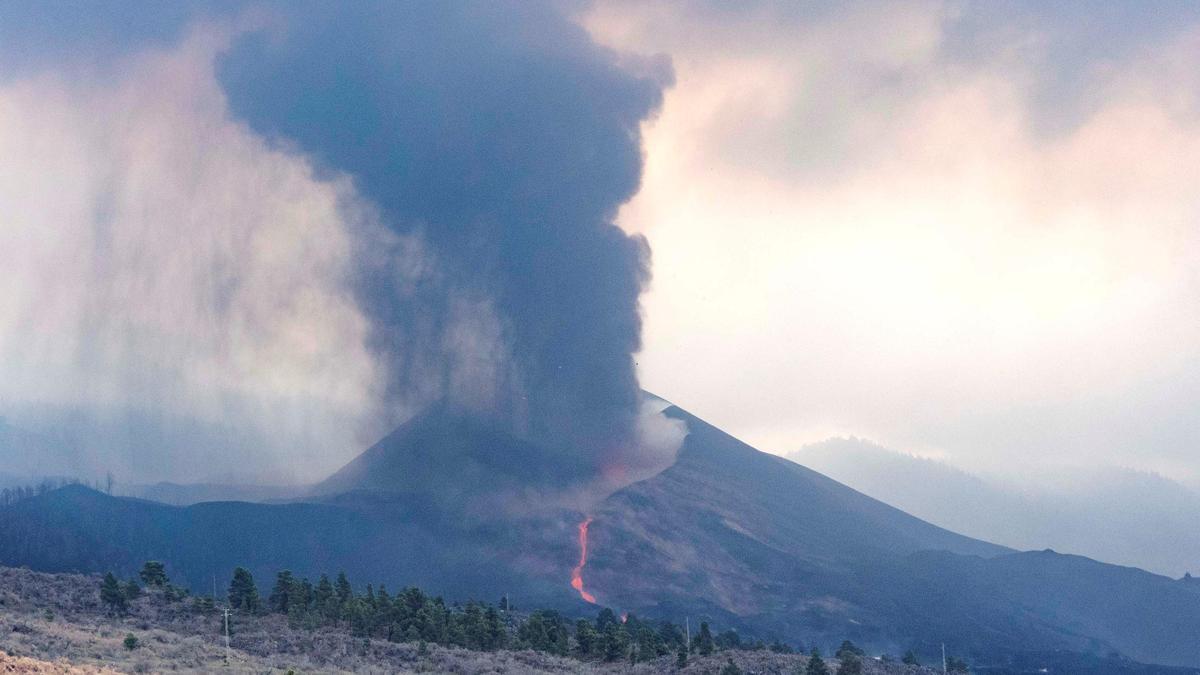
[570,516,597,604]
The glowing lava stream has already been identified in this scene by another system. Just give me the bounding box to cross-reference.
[570,516,597,604]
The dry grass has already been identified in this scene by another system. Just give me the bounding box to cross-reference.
[0,650,121,674]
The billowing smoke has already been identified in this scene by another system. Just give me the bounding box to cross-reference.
[0,1,679,482]
[216,1,672,466]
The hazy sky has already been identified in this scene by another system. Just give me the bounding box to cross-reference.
[0,26,383,481]
[587,1,1200,486]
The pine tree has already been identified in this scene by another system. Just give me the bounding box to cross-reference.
[462,602,486,649]
[696,621,715,656]
[100,572,126,614]
[836,640,864,659]
[228,567,260,613]
[163,583,187,602]
[676,644,688,668]
[601,621,629,662]
[315,574,337,621]
[269,570,295,614]
[806,648,831,675]
[484,606,506,650]
[293,578,313,613]
[636,625,661,660]
[192,595,215,613]
[902,650,920,666]
[335,571,353,611]
[575,618,599,658]
[657,620,685,654]
[287,600,306,629]
[721,658,744,675]
[348,598,373,637]
[716,628,743,650]
[138,561,168,587]
[123,579,142,601]
[376,586,393,638]
[837,653,864,675]
[518,610,569,656]
[596,607,620,630]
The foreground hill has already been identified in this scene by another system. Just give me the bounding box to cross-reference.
[0,480,565,607]
[1,401,1199,670]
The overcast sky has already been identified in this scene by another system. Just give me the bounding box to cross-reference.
[586,1,1200,487]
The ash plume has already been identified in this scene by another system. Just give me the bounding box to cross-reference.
[0,1,679,482]
[216,1,673,466]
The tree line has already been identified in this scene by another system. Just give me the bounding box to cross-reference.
[0,476,111,507]
[99,561,969,672]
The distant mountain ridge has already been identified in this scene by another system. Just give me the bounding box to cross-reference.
[793,437,1200,578]
[120,482,302,506]
[1,399,1198,670]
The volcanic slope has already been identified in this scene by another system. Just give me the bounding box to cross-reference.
[313,401,595,512]
[2,401,1200,668]
[580,405,1200,667]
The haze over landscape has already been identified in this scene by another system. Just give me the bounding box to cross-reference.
[604,2,1200,488]
[1,2,1199,674]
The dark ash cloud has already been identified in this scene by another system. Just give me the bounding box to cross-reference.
[0,0,675,483]
[216,1,672,466]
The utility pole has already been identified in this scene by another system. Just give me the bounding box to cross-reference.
[942,642,947,674]
[222,607,233,663]
[685,616,691,653]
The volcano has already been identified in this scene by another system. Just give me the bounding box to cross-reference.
[2,397,1199,668]
[311,402,596,519]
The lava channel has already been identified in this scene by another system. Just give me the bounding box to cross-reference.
[570,516,597,604]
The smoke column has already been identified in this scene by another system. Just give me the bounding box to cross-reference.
[216,1,672,467]
[0,1,678,480]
